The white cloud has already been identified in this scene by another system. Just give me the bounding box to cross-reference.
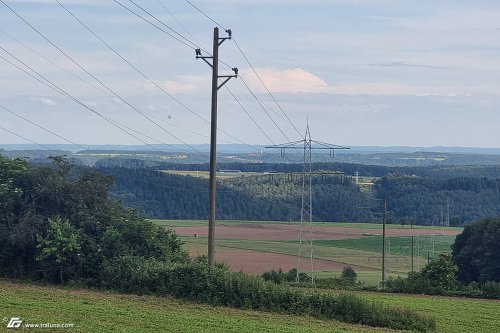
[149,75,209,94]
[32,96,57,107]
[242,68,328,93]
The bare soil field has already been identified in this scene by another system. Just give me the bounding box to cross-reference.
[172,223,461,241]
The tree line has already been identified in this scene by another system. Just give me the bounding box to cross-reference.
[96,165,500,225]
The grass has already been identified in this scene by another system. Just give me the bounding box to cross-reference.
[317,289,500,333]
[314,235,457,258]
[0,280,395,333]
[2,279,498,333]
[315,270,387,286]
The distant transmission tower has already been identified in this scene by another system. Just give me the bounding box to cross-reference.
[266,124,349,283]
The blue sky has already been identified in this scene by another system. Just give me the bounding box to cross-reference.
[1,0,500,148]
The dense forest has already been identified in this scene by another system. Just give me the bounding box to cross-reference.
[100,167,298,221]
[98,166,500,225]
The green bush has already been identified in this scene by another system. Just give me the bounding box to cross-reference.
[341,266,357,284]
[481,281,500,299]
[100,257,435,332]
[261,268,298,284]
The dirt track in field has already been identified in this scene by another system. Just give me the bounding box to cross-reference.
[172,223,461,241]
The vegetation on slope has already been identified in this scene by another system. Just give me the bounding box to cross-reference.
[0,280,389,333]
[96,165,500,225]
[0,156,435,332]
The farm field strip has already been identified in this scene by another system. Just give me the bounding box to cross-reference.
[155,219,464,231]
[182,236,412,273]
[0,280,395,333]
[313,235,457,258]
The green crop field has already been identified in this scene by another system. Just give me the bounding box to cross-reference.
[314,235,456,258]
[154,219,463,231]
[0,280,394,333]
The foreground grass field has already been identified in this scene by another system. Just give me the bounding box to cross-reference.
[0,280,395,333]
[1,280,498,333]
[319,289,500,333]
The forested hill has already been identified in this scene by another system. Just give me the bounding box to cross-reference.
[100,167,298,221]
[378,175,500,226]
[98,167,371,222]
[95,159,500,179]
[99,167,500,225]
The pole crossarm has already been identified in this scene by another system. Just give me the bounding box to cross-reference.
[266,139,350,157]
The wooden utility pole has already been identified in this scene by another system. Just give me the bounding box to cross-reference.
[196,28,237,266]
[382,198,387,287]
[411,236,415,272]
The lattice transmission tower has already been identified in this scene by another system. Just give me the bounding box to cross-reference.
[266,124,349,282]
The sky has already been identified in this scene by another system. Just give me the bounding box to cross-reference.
[0,0,500,149]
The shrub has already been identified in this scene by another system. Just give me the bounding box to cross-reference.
[341,266,357,285]
[100,257,435,332]
[385,272,433,294]
[261,268,297,284]
[481,281,500,299]
[420,253,458,290]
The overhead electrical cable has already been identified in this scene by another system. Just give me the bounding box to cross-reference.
[61,0,259,152]
[0,48,182,154]
[0,28,222,145]
[224,85,275,145]
[0,104,87,150]
[126,0,199,49]
[182,0,302,137]
[3,0,205,157]
[116,0,278,148]
[157,0,204,49]
[0,27,116,101]
[0,124,59,153]
[152,1,279,146]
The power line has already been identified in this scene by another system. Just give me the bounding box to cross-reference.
[110,0,272,152]
[224,85,275,145]
[0,27,222,146]
[157,0,204,49]
[147,1,276,149]
[238,75,291,142]
[49,0,205,157]
[182,0,302,137]
[113,0,196,50]
[0,27,116,101]
[184,0,225,30]
[0,124,59,153]
[126,0,199,49]
[232,37,302,137]
[77,0,260,152]
[1,0,204,156]
[0,104,87,151]
[0,47,177,153]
